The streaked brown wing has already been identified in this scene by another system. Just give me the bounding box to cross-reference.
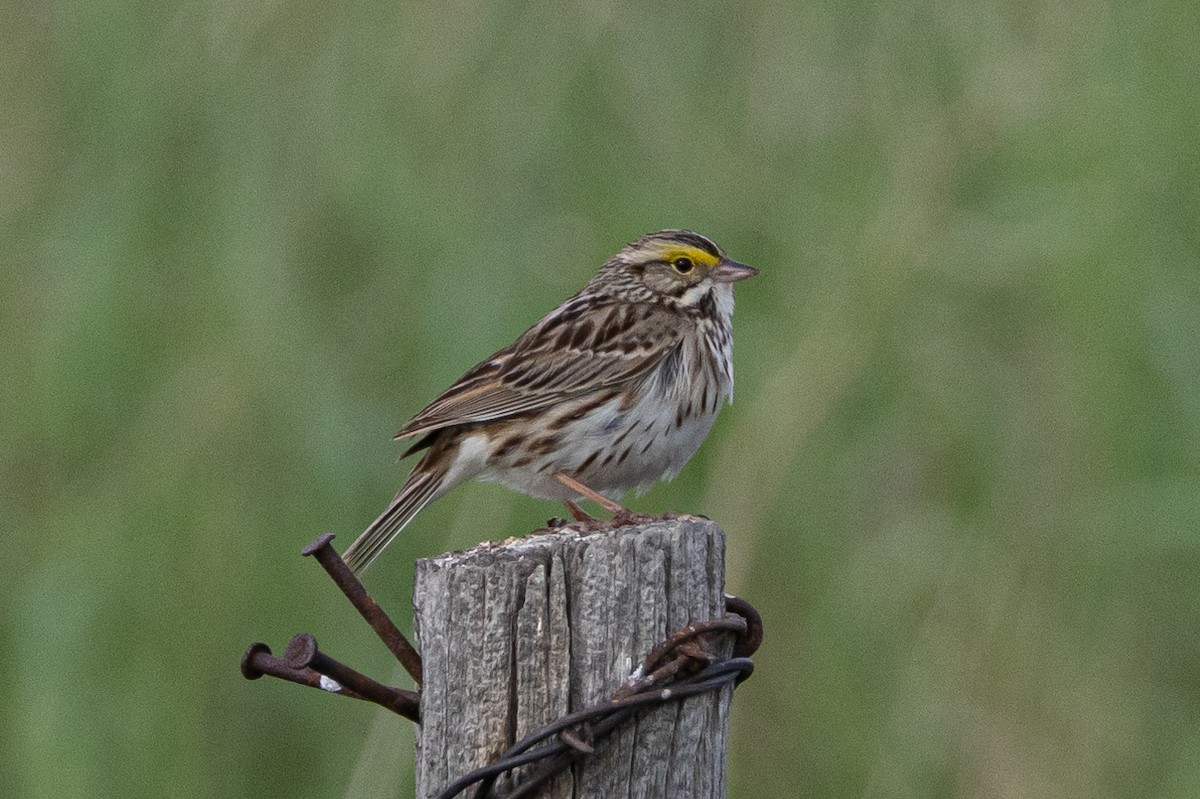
[393,297,682,442]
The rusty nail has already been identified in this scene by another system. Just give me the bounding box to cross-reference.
[285,633,420,722]
[241,641,325,688]
[241,642,276,681]
[301,533,424,686]
[241,642,369,700]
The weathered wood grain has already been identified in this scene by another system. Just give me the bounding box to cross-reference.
[413,518,730,799]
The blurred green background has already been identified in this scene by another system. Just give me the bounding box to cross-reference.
[4,0,1198,796]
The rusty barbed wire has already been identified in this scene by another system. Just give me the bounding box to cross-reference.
[435,598,762,799]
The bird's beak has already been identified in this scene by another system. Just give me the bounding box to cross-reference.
[710,258,759,283]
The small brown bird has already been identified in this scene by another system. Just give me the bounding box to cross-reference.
[343,230,758,573]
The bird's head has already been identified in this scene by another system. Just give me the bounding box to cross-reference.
[595,229,758,309]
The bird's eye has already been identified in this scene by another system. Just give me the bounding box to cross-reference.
[672,257,694,274]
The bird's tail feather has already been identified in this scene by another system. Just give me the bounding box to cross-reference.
[343,466,446,574]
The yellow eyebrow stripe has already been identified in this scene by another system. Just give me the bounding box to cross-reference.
[659,246,720,267]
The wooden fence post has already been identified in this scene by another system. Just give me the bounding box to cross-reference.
[413,518,731,799]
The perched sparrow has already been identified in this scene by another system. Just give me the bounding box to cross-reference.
[343,230,758,573]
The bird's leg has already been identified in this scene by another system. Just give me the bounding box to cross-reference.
[556,474,625,514]
[556,474,654,528]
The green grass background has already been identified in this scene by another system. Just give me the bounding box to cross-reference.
[4,1,1198,796]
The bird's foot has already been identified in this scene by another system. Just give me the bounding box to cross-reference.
[557,508,660,533]
[609,509,658,526]
[548,508,707,534]
[556,474,625,514]
[639,510,709,522]
[553,476,705,532]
